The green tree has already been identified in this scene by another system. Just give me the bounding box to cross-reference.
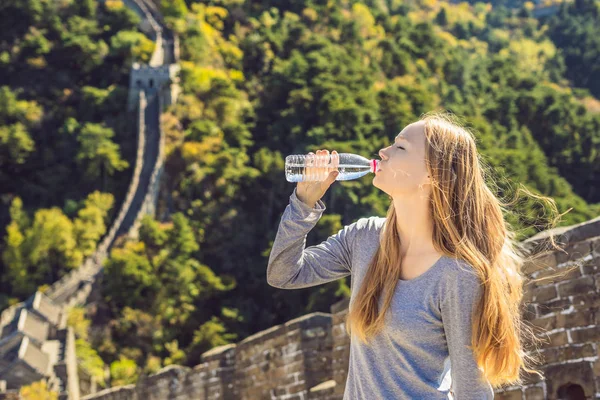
[547,2,600,97]
[103,241,159,312]
[1,191,113,298]
[161,0,188,19]
[110,30,155,64]
[110,356,139,387]
[73,191,114,257]
[0,123,35,165]
[67,307,107,387]
[75,123,129,189]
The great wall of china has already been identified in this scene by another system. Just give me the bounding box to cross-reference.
[0,0,178,398]
[0,1,592,399]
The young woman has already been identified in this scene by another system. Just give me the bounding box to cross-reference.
[267,111,552,399]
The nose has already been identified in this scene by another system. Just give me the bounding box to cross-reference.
[379,149,387,161]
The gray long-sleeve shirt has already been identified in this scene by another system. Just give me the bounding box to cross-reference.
[267,188,495,399]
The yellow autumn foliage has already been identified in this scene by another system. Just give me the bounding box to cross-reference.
[302,7,319,22]
[105,0,124,10]
[500,38,557,75]
[19,381,58,400]
[182,62,230,95]
[181,135,224,164]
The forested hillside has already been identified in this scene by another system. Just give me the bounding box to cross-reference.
[0,0,155,307]
[1,0,599,390]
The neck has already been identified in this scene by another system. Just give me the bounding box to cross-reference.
[391,191,436,256]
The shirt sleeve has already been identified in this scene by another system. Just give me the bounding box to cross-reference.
[441,262,495,399]
[266,187,357,289]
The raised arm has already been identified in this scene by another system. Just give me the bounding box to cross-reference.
[267,187,358,289]
[441,262,495,399]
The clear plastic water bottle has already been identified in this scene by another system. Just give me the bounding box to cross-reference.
[285,153,379,182]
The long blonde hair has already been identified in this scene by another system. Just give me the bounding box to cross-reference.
[345,110,573,387]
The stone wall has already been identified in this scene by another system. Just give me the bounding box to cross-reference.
[81,314,337,400]
[125,0,180,111]
[121,90,165,240]
[494,235,600,399]
[78,216,600,400]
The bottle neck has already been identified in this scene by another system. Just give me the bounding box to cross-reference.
[370,159,378,173]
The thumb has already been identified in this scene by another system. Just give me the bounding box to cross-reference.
[328,170,339,184]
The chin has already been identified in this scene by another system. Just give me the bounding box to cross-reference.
[373,179,390,195]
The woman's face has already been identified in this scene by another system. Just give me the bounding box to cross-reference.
[373,121,431,197]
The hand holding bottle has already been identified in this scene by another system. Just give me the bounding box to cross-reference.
[296,149,340,208]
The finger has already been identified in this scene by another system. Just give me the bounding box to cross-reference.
[323,149,331,175]
[319,150,328,181]
[316,150,324,181]
[311,150,321,181]
[327,170,339,185]
[332,150,339,171]
[307,152,314,181]
[313,151,318,181]
[327,150,336,172]
[324,150,330,181]
[323,150,329,176]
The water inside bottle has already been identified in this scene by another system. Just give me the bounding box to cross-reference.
[285,163,372,182]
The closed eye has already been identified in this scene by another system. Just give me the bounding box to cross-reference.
[397,146,405,150]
